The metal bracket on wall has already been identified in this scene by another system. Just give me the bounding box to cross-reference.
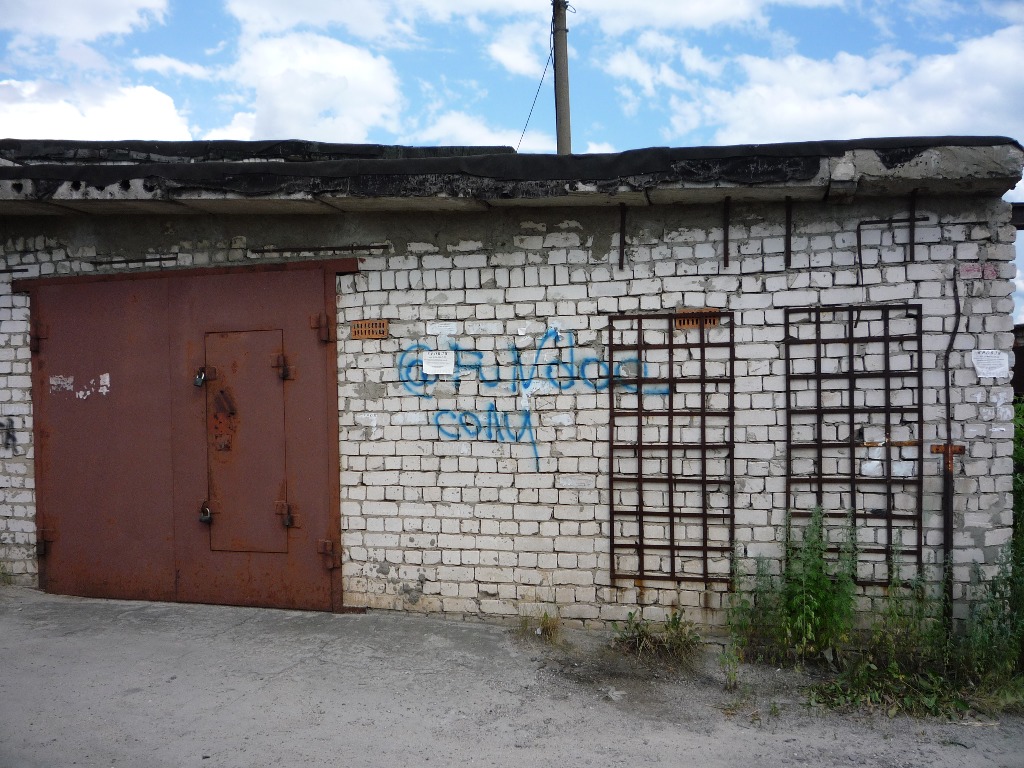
[618,204,627,270]
[785,197,794,268]
[722,197,731,268]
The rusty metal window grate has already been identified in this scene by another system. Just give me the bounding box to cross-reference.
[608,312,735,583]
[784,304,924,585]
[349,319,389,340]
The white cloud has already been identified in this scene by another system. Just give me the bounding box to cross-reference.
[576,0,844,35]
[650,24,1024,145]
[987,1,1024,23]
[203,112,256,141]
[584,141,616,153]
[679,45,725,78]
[220,33,402,142]
[223,0,847,43]
[0,0,167,41]
[406,110,554,152]
[603,48,691,99]
[487,22,549,77]
[224,0,544,39]
[0,80,190,140]
[133,55,212,80]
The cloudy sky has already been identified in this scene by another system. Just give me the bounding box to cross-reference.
[1,1,1022,311]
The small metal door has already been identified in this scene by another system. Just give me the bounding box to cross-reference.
[204,330,288,554]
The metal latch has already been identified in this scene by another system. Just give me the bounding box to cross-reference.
[272,354,292,381]
[275,501,294,528]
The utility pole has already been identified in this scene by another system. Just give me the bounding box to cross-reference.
[552,0,572,155]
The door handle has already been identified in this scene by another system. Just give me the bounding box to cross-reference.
[199,501,213,524]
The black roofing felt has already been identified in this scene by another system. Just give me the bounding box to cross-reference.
[0,136,1019,194]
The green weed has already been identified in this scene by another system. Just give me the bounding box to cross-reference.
[519,610,562,644]
[727,507,855,669]
[613,610,702,667]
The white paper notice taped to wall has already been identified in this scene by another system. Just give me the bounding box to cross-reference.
[422,350,455,375]
[971,350,1009,379]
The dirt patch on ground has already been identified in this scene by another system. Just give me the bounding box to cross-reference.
[1,587,1021,767]
[516,626,1024,768]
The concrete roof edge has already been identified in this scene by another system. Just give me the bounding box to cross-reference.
[0,136,1020,213]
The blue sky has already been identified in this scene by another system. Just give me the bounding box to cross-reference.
[1,0,1022,312]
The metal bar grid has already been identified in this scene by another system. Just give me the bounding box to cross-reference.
[784,304,924,585]
[608,311,735,584]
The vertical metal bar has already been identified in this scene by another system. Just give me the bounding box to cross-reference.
[667,314,677,581]
[699,311,709,580]
[785,197,793,269]
[618,204,627,271]
[726,311,736,579]
[914,308,924,577]
[882,309,895,582]
[908,190,917,262]
[635,316,645,578]
[607,318,618,581]
[723,197,731,269]
[784,308,794,515]
[847,307,859,569]
[814,309,824,508]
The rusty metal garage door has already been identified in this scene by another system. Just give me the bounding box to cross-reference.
[22,263,348,611]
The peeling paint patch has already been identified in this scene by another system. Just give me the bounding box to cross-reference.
[49,375,74,393]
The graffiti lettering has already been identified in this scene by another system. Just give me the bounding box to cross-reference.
[1,417,16,453]
[434,404,539,465]
[399,328,668,399]
[400,328,668,471]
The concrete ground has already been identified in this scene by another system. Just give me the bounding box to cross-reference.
[1,586,1022,768]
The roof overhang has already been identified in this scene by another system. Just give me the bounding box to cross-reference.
[1,136,1021,217]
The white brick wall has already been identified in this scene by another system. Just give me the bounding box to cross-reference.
[0,195,1017,624]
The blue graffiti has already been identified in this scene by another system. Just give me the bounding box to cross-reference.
[400,328,669,471]
[399,328,668,400]
[435,404,539,467]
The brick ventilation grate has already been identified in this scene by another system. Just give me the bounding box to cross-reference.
[350,320,389,340]
[674,309,721,330]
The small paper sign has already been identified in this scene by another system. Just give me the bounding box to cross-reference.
[426,321,458,336]
[422,350,455,375]
[971,350,1009,378]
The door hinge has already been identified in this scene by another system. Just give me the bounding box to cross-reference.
[30,322,48,354]
[310,313,335,344]
[317,539,341,569]
[36,527,56,557]
[271,354,293,380]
